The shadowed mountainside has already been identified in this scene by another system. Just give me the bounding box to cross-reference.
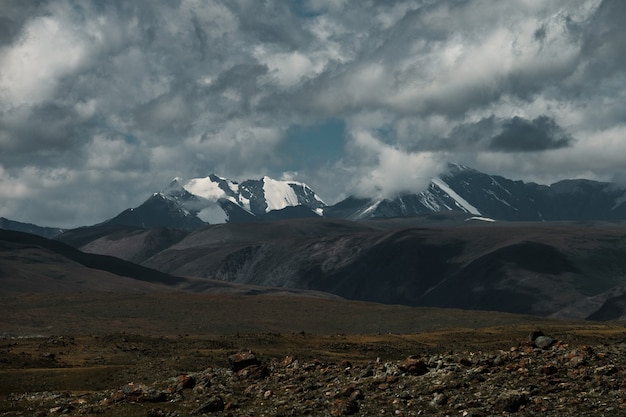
[0,229,186,293]
[0,228,347,299]
[56,216,626,320]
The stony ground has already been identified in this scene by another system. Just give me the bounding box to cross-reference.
[2,325,626,416]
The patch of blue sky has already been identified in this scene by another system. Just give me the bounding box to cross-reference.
[280,118,346,171]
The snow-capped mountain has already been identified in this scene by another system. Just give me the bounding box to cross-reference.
[325,164,626,221]
[104,174,326,229]
[99,165,626,230]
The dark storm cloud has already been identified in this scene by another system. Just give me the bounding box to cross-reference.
[489,116,573,152]
[0,103,86,157]
[0,17,20,47]
[418,115,572,153]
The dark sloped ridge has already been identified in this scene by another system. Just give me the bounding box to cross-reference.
[134,218,626,319]
[55,224,146,248]
[0,229,183,286]
[0,217,64,239]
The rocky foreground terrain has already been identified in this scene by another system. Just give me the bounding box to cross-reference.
[2,325,626,417]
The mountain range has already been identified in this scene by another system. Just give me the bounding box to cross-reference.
[326,164,626,221]
[88,164,626,231]
[3,164,625,236]
[4,164,626,321]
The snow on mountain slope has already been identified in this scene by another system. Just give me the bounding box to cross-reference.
[184,177,232,202]
[262,176,300,212]
[103,164,626,230]
[153,174,326,225]
[431,177,481,215]
[325,163,626,222]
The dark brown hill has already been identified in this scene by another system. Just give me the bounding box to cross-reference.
[58,225,190,264]
[0,229,184,293]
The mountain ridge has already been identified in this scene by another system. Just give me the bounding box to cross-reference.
[105,165,626,230]
[325,164,626,221]
[0,217,64,239]
[3,164,626,235]
[101,173,327,229]
[55,216,626,320]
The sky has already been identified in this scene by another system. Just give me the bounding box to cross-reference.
[1,0,625,228]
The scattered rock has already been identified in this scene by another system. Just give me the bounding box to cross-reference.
[330,399,359,415]
[239,363,269,379]
[534,336,556,349]
[227,350,269,380]
[462,410,485,417]
[360,366,374,378]
[430,392,448,406]
[174,374,196,391]
[194,395,224,414]
[528,329,557,348]
[228,350,261,372]
[147,409,179,417]
[349,389,364,401]
[10,332,626,416]
[495,390,529,413]
[399,356,428,375]
[115,383,168,403]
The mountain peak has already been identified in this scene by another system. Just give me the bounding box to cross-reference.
[446,162,477,174]
[106,173,328,228]
[99,166,626,230]
[325,166,626,221]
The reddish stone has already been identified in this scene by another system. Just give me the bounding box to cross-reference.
[399,356,428,375]
[228,350,261,372]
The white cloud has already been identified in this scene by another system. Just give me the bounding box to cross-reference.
[0,15,87,106]
[254,47,318,87]
[348,130,446,198]
[85,134,147,171]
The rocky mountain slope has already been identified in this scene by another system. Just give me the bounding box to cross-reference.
[56,215,626,320]
[325,164,626,221]
[0,228,345,298]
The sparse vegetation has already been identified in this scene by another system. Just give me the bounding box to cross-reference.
[2,316,626,416]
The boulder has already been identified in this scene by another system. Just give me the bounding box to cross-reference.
[399,356,429,375]
[228,350,261,372]
[194,396,224,414]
